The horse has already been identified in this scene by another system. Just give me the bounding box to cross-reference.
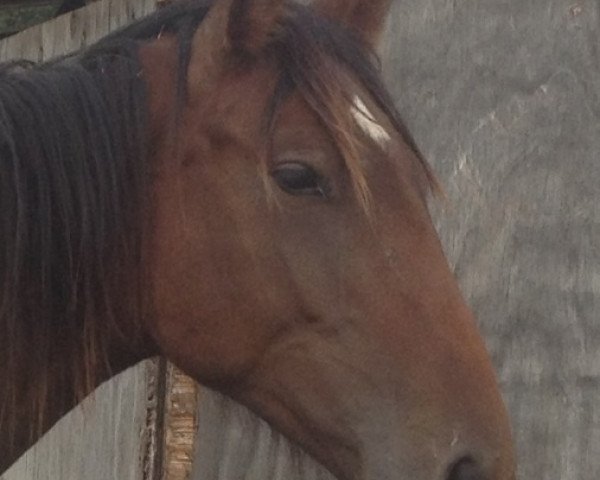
[0,0,516,478]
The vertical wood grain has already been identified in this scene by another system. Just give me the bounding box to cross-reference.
[1,360,164,480]
[0,0,159,62]
[191,390,335,480]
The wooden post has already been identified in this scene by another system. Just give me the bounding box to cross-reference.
[162,367,199,480]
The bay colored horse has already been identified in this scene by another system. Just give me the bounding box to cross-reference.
[0,0,516,478]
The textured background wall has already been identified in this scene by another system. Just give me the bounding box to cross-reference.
[381,2,599,478]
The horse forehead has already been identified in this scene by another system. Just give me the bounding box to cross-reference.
[204,66,279,122]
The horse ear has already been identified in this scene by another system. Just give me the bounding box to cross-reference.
[187,0,285,94]
[312,0,392,47]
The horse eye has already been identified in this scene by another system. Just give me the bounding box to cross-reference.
[271,163,328,197]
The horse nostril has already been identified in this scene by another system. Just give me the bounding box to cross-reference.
[446,457,487,480]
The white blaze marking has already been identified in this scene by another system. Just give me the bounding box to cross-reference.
[451,430,460,447]
[351,95,391,146]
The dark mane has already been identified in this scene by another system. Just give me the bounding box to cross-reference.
[0,0,433,448]
[0,0,210,446]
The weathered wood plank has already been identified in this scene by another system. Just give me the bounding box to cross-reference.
[0,0,159,62]
[191,390,335,480]
[162,366,198,480]
[1,360,164,480]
